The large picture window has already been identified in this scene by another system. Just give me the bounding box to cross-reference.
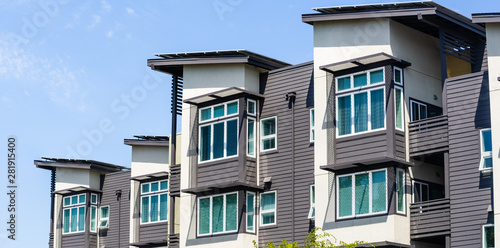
[260,191,277,226]
[337,169,387,219]
[63,194,86,234]
[198,192,238,236]
[480,129,493,171]
[141,180,168,224]
[261,117,277,151]
[199,100,239,162]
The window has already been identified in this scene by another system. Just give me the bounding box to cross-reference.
[412,181,429,203]
[199,100,239,162]
[141,180,168,224]
[247,99,256,116]
[99,206,109,229]
[63,194,86,234]
[483,224,494,248]
[337,169,387,219]
[261,117,277,151]
[396,169,405,214]
[310,109,315,142]
[394,67,403,86]
[410,100,427,121]
[247,118,256,157]
[246,192,255,232]
[395,86,404,131]
[480,129,493,171]
[90,194,98,232]
[260,191,276,226]
[336,68,386,137]
[308,185,315,219]
[198,192,238,236]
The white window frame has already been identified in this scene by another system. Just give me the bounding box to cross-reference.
[247,117,256,157]
[336,86,386,137]
[247,99,256,116]
[483,224,495,248]
[480,128,493,171]
[140,180,169,224]
[260,117,277,152]
[412,180,430,203]
[260,191,277,227]
[199,117,239,163]
[394,67,403,86]
[310,108,315,143]
[197,192,239,236]
[336,67,385,93]
[246,192,256,233]
[336,169,388,219]
[199,100,239,123]
[396,168,406,214]
[91,193,98,205]
[98,205,110,229]
[308,185,315,219]
[409,99,427,122]
[394,86,404,131]
[62,193,86,234]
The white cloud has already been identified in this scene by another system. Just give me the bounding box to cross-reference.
[87,15,102,30]
[126,7,136,16]
[106,30,114,38]
[101,0,112,13]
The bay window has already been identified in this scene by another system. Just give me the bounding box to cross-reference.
[63,194,86,234]
[246,192,255,232]
[199,100,239,162]
[141,180,168,224]
[337,169,387,219]
[90,193,98,232]
[248,118,256,157]
[198,192,238,236]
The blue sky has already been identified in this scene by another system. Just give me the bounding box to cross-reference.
[0,0,495,246]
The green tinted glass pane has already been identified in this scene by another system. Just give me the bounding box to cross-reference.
[91,194,97,204]
[214,105,225,118]
[262,118,276,136]
[248,100,255,114]
[150,195,159,222]
[201,108,211,121]
[64,197,71,206]
[227,102,238,115]
[160,194,168,221]
[371,89,385,129]
[261,192,275,211]
[72,196,78,205]
[212,196,224,233]
[354,73,367,87]
[213,123,224,159]
[101,206,109,218]
[79,195,86,204]
[227,119,238,156]
[485,226,495,248]
[337,77,351,91]
[338,176,352,217]
[395,69,402,84]
[141,197,149,223]
[370,69,384,84]
[248,120,255,156]
[354,92,368,133]
[160,181,168,190]
[395,88,403,129]
[397,170,404,212]
[482,129,492,152]
[372,171,387,213]
[262,212,275,225]
[355,173,369,215]
[90,207,96,232]
[142,184,150,194]
[63,209,70,233]
[198,198,211,235]
[338,95,351,136]
[200,126,211,161]
[484,157,493,169]
[151,182,159,192]
[247,194,254,231]
[226,194,237,231]
[312,186,315,204]
[71,208,78,232]
[263,138,276,150]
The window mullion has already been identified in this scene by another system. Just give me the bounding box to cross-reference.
[224,121,227,158]
[350,93,354,134]
[351,175,355,217]
[210,123,214,161]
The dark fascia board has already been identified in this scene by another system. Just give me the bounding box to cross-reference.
[129,240,168,247]
[472,13,500,23]
[302,7,437,24]
[124,139,169,147]
[130,171,169,181]
[53,186,103,195]
[320,155,413,172]
[34,160,127,173]
[183,87,265,105]
[319,52,411,75]
[182,181,264,195]
[358,241,411,248]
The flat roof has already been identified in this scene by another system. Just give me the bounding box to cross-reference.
[124,135,170,147]
[35,157,127,172]
[472,13,500,23]
[183,87,264,105]
[320,52,411,74]
[147,49,291,76]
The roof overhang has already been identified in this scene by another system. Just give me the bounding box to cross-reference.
[147,50,290,76]
[182,181,264,195]
[472,13,500,24]
[320,52,411,75]
[35,157,127,173]
[124,135,170,147]
[129,239,168,248]
[130,171,169,181]
[53,186,102,195]
[320,155,414,172]
[183,87,264,105]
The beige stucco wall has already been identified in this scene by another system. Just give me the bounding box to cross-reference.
[130,146,169,178]
[55,168,91,191]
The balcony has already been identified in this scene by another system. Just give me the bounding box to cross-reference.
[409,115,449,157]
[410,198,450,240]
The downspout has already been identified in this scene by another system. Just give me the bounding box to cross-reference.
[116,190,122,248]
[50,170,56,243]
[286,92,296,242]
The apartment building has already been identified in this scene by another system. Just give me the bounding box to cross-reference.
[37,1,500,248]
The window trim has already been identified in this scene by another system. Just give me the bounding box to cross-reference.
[247,117,256,157]
[90,193,98,205]
[394,86,404,131]
[336,67,385,94]
[409,99,427,122]
[260,191,277,227]
[396,168,406,214]
[199,100,239,123]
[62,193,87,234]
[336,168,388,219]
[140,180,169,224]
[480,128,493,171]
[246,192,256,233]
[394,67,403,86]
[98,205,110,229]
[336,86,386,138]
[197,192,239,237]
[90,206,97,232]
[199,117,239,163]
[412,180,430,203]
[247,99,256,116]
[310,108,315,143]
[308,185,315,219]
[483,224,494,248]
[260,116,277,152]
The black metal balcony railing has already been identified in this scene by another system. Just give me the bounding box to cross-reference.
[410,198,450,240]
[408,115,449,157]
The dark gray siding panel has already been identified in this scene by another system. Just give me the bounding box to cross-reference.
[259,62,315,246]
[89,233,97,247]
[170,165,181,196]
[197,159,239,187]
[61,233,86,248]
[245,160,257,185]
[99,171,131,248]
[140,222,168,242]
[446,71,492,248]
[335,131,387,163]
[395,131,405,159]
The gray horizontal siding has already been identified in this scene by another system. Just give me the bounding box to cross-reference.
[259,62,314,246]
[197,159,239,187]
[140,222,168,242]
[245,161,257,185]
[335,131,387,163]
[170,165,181,196]
[99,170,131,248]
[445,71,492,248]
[61,233,86,248]
[395,131,405,159]
[89,233,97,247]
